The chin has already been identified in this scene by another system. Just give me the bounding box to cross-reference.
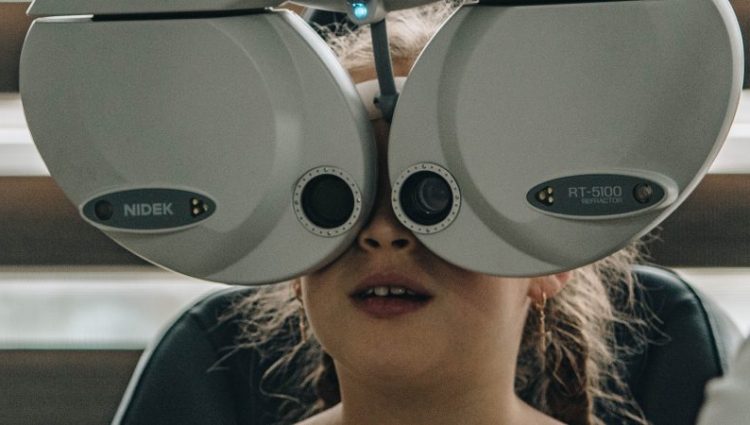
[334,333,444,376]
[348,351,440,382]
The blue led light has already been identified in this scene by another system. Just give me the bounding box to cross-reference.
[351,2,369,21]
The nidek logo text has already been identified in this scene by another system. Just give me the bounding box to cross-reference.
[124,203,174,217]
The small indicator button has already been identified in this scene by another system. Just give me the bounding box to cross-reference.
[94,200,114,220]
[190,198,209,217]
[633,183,653,204]
[536,187,555,205]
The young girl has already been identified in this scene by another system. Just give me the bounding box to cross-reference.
[233,3,647,424]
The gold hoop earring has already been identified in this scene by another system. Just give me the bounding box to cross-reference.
[292,281,308,344]
[537,291,547,367]
[297,303,308,344]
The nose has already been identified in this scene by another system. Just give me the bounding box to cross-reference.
[357,118,417,253]
[357,197,417,252]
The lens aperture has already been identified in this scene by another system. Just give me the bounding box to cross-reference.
[301,174,355,229]
[400,171,453,226]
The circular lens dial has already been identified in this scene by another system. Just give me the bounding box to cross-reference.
[401,171,452,225]
[294,167,362,237]
[302,174,355,229]
[392,163,461,234]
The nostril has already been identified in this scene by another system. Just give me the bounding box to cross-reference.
[364,238,380,249]
[392,239,409,249]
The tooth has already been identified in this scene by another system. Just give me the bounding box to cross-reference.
[389,286,406,296]
[405,289,417,296]
[364,288,374,296]
[374,286,389,296]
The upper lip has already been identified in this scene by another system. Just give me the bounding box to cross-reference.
[349,272,433,298]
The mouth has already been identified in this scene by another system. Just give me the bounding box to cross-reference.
[349,272,433,319]
[350,286,432,302]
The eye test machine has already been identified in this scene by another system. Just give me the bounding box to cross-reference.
[18,0,743,284]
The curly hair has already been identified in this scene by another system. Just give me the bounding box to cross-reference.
[230,3,651,424]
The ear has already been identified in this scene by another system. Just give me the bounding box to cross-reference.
[527,271,572,304]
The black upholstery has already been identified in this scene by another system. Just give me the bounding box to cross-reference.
[112,266,742,425]
[618,266,743,424]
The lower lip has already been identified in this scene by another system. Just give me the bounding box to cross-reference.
[350,296,432,319]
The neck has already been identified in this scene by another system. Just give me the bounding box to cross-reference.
[327,360,555,425]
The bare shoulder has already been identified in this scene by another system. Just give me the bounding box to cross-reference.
[293,404,342,425]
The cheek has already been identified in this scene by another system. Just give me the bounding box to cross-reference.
[440,276,531,340]
[300,273,351,351]
[300,274,331,324]
[450,270,529,308]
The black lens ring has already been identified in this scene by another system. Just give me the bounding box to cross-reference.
[399,171,453,226]
[391,163,461,234]
[301,174,355,230]
[294,167,363,237]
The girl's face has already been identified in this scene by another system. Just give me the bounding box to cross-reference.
[299,119,565,388]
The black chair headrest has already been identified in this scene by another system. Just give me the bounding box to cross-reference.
[113,265,742,425]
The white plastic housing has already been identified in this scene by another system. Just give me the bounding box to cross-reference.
[21,9,375,285]
[389,0,743,276]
